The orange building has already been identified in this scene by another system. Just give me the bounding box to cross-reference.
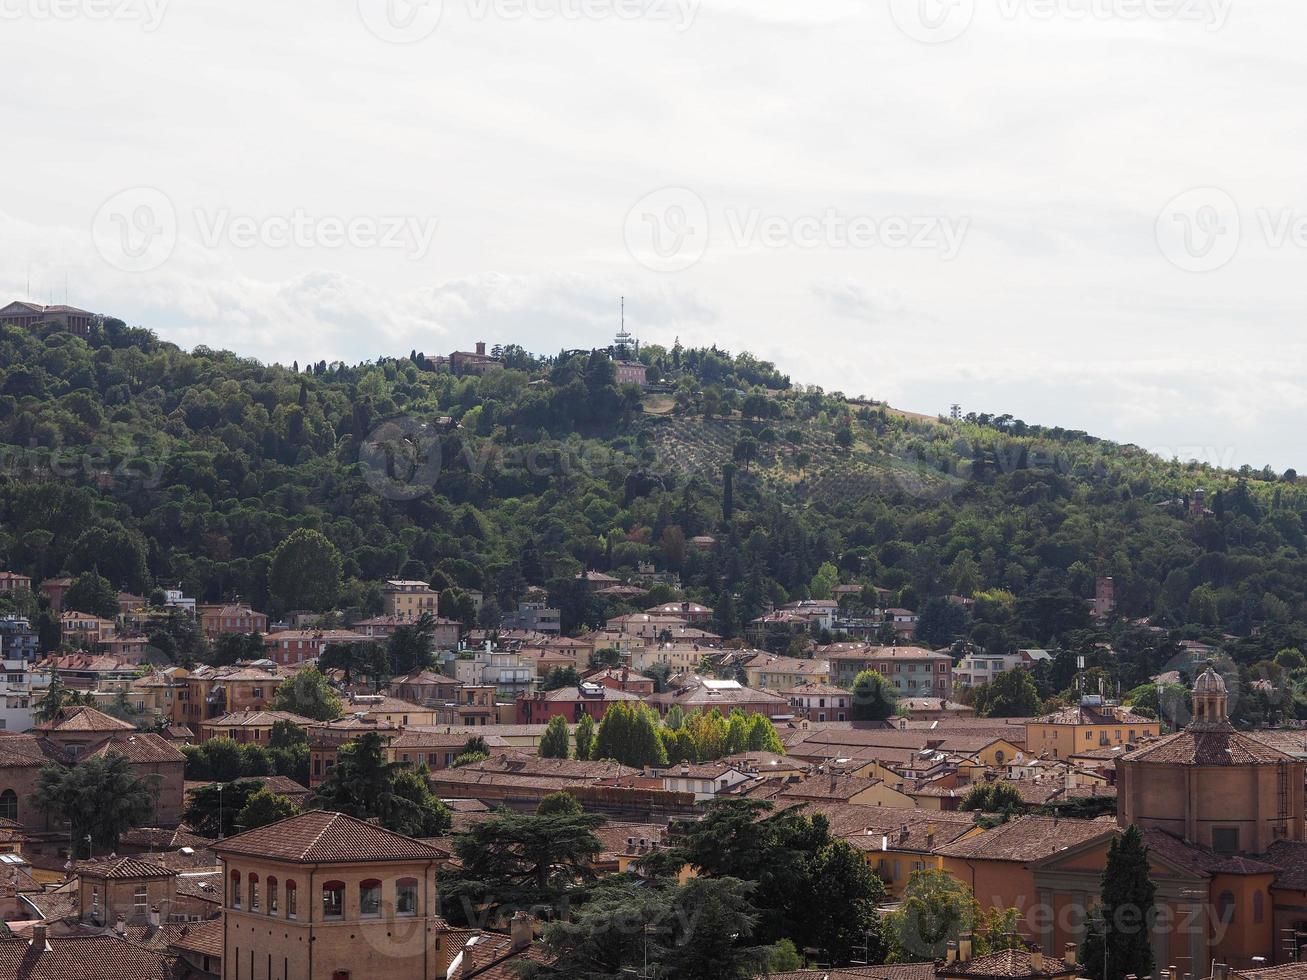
[1026,700,1160,760]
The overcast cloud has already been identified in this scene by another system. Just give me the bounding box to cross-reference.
[3,0,1304,469]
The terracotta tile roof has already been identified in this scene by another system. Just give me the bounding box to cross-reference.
[202,709,314,728]
[0,735,52,768]
[934,815,1116,862]
[78,857,175,880]
[779,772,888,802]
[1122,728,1297,766]
[169,917,224,959]
[214,810,447,864]
[1139,828,1280,878]
[80,732,186,765]
[0,934,173,979]
[762,966,938,980]
[938,949,1076,978]
[1236,964,1307,980]
[32,705,135,733]
[820,645,950,662]
[1034,705,1155,726]
[1267,840,1307,890]
[447,931,553,980]
[173,871,224,901]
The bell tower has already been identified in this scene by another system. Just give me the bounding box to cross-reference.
[1189,662,1231,731]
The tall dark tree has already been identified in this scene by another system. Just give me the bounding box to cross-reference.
[1080,826,1157,980]
[312,731,450,838]
[850,669,898,722]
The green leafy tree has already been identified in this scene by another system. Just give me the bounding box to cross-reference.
[971,668,1042,718]
[438,808,606,926]
[1080,826,1157,980]
[64,570,119,620]
[539,715,572,759]
[268,528,342,612]
[184,779,265,838]
[745,713,785,753]
[536,791,582,817]
[542,666,581,691]
[960,781,1027,823]
[809,562,839,600]
[884,869,985,962]
[388,612,438,674]
[795,839,887,964]
[211,631,267,667]
[271,665,342,721]
[33,753,159,853]
[574,712,596,761]
[235,788,301,832]
[451,751,489,768]
[34,672,89,723]
[850,669,898,721]
[312,731,450,837]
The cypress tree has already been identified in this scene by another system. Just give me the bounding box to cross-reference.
[574,712,596,760]
[539,715,572,759]
[1080,826,1156,980]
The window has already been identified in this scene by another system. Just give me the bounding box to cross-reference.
[92,884,100,915]
[1213,827,1240,854]
[322,881,345,919]
[1217,890,1236,924]
[0,790,16,822]
[360,879,382,917]
[268,877,278,915]
[231,871,242,909]
[249,873,260,912]
[1254,890,1265,924]
[134,885,148,916]
[1084,731,1093,741]
[397,878,419,916]
[286,880,297,919]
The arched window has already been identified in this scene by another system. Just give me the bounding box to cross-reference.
[249,873,260,912]
[267,876,279,916]
[0,789,17,822]
[1217,890,1236,924]
[1254,890,1265,924]
[397,877,419,916]
[285,880,297,919]
[230,870,242,909]
[322,881,345,919]
[360,879,382,917]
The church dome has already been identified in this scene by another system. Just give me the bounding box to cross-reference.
[1193,664,1227,694]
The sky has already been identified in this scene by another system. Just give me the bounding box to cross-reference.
[4,0,1306,471]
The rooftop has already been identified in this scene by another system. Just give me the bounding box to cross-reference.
[214,810,448,864]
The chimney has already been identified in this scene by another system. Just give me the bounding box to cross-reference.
[114,914,126,936]
[958,934,972,963]
[1064,944,1077,968]
[510,911,533,951]
[149,906,161,928]
[946,941,958,964]
[30,923,47,949]
[1030,950,1045,971]
[476,341,487,357]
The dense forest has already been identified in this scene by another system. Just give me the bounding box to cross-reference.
[2,317,1306,708]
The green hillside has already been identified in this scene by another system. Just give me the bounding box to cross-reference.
[1,317,1306,707]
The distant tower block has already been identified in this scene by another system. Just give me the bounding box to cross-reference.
[1093,576,1115,618]
[1190,488,1207,517]
[949,404,962,420]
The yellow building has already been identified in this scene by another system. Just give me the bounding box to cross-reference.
[1025,700,1160,760]
[382,580,439,622]
[743,653,831,690]
[214,810,448,980]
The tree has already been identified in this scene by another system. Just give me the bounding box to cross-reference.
[574,712,596,761]
[915,596,969,648]
[313,731,450,837]
[211,631,267,667]
[593,703,668,768]
[971,668,1041,718]
[850,669,898,722]
[451,751,489,768]
[658,877,768,980]
[388,612,438,674]
[539,715,572,759]
[1080,826,1157,980]
[745,713,784,753]
[271,666,342,721]
[884,869,984,962]
[536,791,582,817]
[235,788,301,832]
[319,640,388,689]
[64,570,119,621]
[33,753,159,854]
[794,839,887,964]
[438,808,606,926]
[181,737,247,782]
[809,562,839,600]
[34,672,89,723]
[543,666,581,691]
[184,779,265,838]
[268,529,342,612]
[960,781,1026,823]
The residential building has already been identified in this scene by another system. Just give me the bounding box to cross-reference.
[77,857,179,927]
[658,762,754,801]
[174,664,288,726]
[645,601,713,624]
[197,709,316,744]
[743,653,831,690]
[1026,697,1160,760]
[782,682,852,722]
[516,683,644,724]
[0,571,32,595]
[648,675,790,719]
[338,693,438,727]
[955,651,1026,689]
[450,647,536,699]
[0,930,173,978]
[823,644,953,694]
[38,576,72,613]
[353,614,460,648]
[197,604,268,640]
[613,360,647,386]
[389,670,460,706]
[0,659,36,732]
[382,580,440,621]
[500,600,562,635]
[213,810,449,980]
[59,610,115,646]
[449,341,503,374]
[0,616,38,663]
[263,629,376,667]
